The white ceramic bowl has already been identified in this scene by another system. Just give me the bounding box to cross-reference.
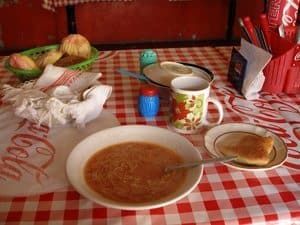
[66,125,202,210]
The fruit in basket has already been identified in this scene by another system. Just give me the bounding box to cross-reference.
[5,34,98,83]
[9,53,39,70]
[36,49,63,69]
[60,34,92,59]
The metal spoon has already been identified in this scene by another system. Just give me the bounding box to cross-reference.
[164,156,237,172]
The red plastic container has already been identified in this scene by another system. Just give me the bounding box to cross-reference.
[262,32,299,93]
[283,45,300,93]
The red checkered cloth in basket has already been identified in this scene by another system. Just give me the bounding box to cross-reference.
[0,47,299,225]
[42,0,133,11]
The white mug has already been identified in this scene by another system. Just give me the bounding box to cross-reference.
[169,76,223,134]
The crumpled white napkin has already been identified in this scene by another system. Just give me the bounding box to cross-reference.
[1,64,112,127]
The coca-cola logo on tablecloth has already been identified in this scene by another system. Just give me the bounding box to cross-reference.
[0,119,54,183]
[0,107,119,196]
[218,87,300,170]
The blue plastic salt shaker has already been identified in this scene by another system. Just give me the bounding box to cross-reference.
[139,49,158,74]
[138,84,160,118]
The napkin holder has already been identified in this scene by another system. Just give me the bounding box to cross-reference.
[228,32,300,95]
[228,39,272,100]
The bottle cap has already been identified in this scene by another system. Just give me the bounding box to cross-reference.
[140,84,159,96]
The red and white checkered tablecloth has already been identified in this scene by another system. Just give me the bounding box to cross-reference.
[42,0,133,11]
[0,46,300,225]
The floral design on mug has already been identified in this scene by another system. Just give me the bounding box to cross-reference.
[171,93,204,131]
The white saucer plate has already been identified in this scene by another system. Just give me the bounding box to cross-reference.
[143,62,214,88]
[204,123,288,171]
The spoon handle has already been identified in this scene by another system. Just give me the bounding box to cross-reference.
[116,69,148,81]
[165,156,237,172]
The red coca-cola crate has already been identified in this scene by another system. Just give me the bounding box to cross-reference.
[262,32,300,94]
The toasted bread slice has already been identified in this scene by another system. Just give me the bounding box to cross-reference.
[217,134,274,166]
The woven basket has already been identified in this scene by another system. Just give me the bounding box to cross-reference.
[4,45,99,82]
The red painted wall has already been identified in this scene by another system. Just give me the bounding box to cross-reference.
[0,0,67,52]
[234,0,265,37]
[0,0,265,53]
[75,0,229,43]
